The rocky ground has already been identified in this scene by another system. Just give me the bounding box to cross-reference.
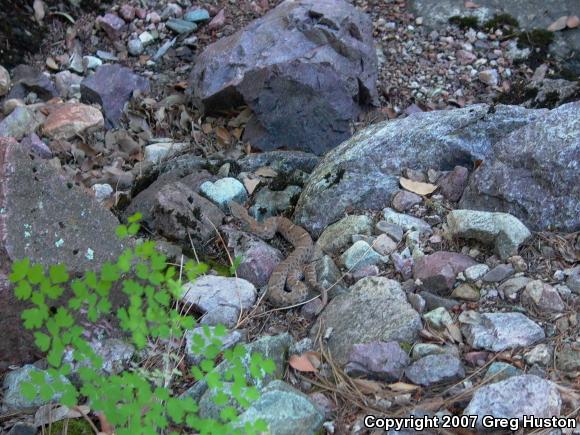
[0,0,579,434]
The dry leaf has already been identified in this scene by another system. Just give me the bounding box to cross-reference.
[464,1,479,8]
[243,176,260,195]
[35,404,91,426]
[352,378,383,395]
[254,166,278,178]
[229,107,253,128]
[174,81,188,90]
[445,323,463,343]
[547,16,568,32]
[232,127,243,140]
[567,15,579,29]
[46,56,59,70]
[33,0,45,22]
[388,382,420,393]
[215,126,231,145]
[289,354,318,372]
[399,177,437,195]
[304,351,322,369]
[201,123,213,134]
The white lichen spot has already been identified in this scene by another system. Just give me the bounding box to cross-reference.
[85,248,94,260]
[0,208,5,214]
[55,239,64,248]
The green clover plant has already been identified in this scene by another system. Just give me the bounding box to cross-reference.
[9,213,275,434]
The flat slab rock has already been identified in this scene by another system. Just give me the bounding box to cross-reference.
[0,137,124,368]
[294,104,544,236]
[461,312,545,352]
[405,354,465,386]
[310,277,422,366]
[189,0,378,155]
[463,375,561,429]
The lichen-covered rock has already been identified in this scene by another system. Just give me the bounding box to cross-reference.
[462,375,561,429]
[295,104,543,236]
[310,277,422,366]
[188,0,378,155]
[460,102,579,232]
[0,137,125,368]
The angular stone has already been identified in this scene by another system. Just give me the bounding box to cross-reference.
[461,312,545,351]
[373,233,398,256]
[310,277,422,366]
[54,71,83,99]
[383,208,432,234]
[223,226,284,288]
[345,341,410,381]
[460,102,579,232]
[189,0,378,155]
[166,18,197,34]
[463,375,561,429]
[184,8,210,23]
[181,275,256,327]
[446,210,531,259]
[97,13,126,40]
[478,69,499,86]
[405,354,465,386]
[316,215,373,256]
[555,343,580,372]
[0,137,125,368]
[81,64,150,128]
[437,166,469,202]
[340,240,386,270]
[152,181,225,252]
[522,280,565,313]
[524,344,553,367]
[143,142,188,164]
[414,251,478,294]
[424,307,453,329]
[498,276,532,299]
[482,264,514,282]
[42,103,104,140]
[463,264,489,281]
[451,283,480,301]
[295,104,543,236]
[6,65,57,101]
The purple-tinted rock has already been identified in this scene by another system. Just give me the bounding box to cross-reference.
[351,264,380,280]
[405,354,465,386]
[414,251,478,294]
[189,0,378,155]
[392,190,422,211]
[21,133,52,159]
[0,137,125,369]
[460,102,579,232]
[6,65,57,101]
[97,13,126,40]
[223,226,283,287]
[345,341,410,381]
[437,165,469,202]
[391,252,414,280]
[81,64,150,128]
[482,264,514,283]
[521,280,565,313]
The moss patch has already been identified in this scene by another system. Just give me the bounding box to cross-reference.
[483,13,519,31]
[449,15,480,30]
[517,29,554,49]
[45,419,94,435]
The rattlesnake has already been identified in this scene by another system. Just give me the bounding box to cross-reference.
[228,201,327,309]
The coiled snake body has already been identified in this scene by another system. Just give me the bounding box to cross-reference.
[229,202,326,309]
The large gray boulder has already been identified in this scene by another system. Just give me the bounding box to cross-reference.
[188,0,378,155]
[408,0,579,74]
[294,104,544,236]
[460,101,579,232]
[0,137,125,369]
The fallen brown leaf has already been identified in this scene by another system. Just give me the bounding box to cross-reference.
[289,353,318,372]
[399,177,437,195]
[387,382,420,393]
[215,126,232,145]
[352,378,383,395]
